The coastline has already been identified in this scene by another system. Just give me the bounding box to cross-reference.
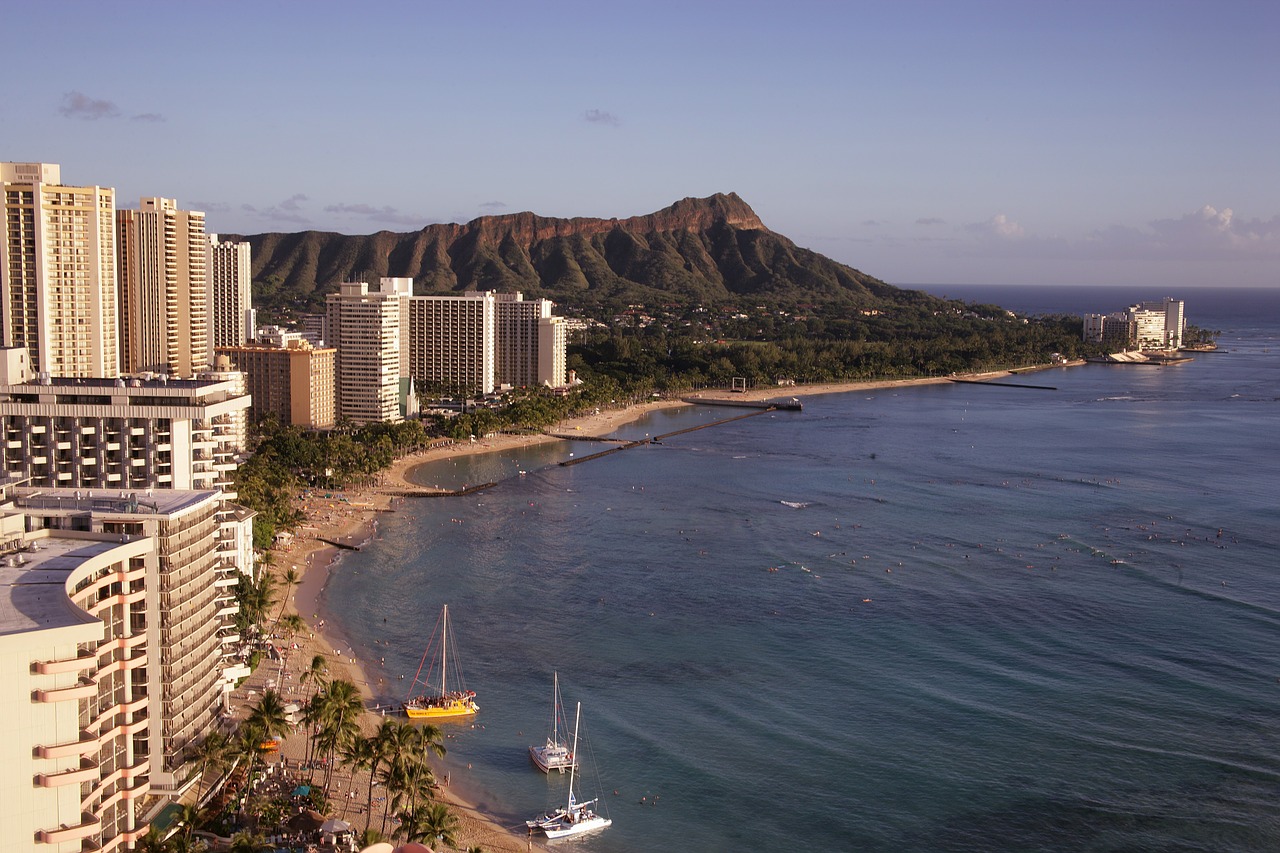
[252,368,1057,845]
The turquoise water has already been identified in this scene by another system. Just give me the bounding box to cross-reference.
[325,287,1280,851]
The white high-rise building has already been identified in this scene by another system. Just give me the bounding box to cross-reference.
[1,162,120,378]
[1129,298,1185,351]
[208,234,255,354]
[476,291,567,388]
[326,282,402,424]
[4,485,228,804]
[117,198,209,377]
[407,291,496,396]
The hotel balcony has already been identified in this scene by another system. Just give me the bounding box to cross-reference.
[35,729,102,759]
[34,756,99,788]
[32,648,96,675]
[36,812,100,844]
[33,675,98,703]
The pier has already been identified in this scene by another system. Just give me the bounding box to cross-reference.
[949,379,1058,390]
[379,482,498,498]
[681,396,803,411]
[559,406,789,467]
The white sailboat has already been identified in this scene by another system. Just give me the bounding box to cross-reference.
[529,671,576,773]
[525,702,612,838]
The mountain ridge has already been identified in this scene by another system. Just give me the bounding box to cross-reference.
[231,193,912,314]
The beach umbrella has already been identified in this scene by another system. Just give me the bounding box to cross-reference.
[291,784,311,796]
[287,809,325,831]
[321,818,352,833]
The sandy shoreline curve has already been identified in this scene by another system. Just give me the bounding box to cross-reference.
[249,368,1057,846]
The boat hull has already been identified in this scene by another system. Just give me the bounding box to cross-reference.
[541,816,612,839]
[402,698,478,720]
[529,743,576,773]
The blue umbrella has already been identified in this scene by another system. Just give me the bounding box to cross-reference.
[292,785,311,796]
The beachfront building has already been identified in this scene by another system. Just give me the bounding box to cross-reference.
[1,161,120,379]
[216,339,337,428]
[0,350,250,494]
[1082,312,1134,348]
[5,485,230,800]
[0,501,155,849]
[1083,298,1186,352]
[116,197,210,377]
[208,234,255,351]
[406,290,497,396]
[326,281,403,425]
[478,291,568,389]
[1130,298,1184,351]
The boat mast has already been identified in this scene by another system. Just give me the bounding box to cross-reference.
[566,701,581,811]
[440,604,449,696]
[552,671,560,745]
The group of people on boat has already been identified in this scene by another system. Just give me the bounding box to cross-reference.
[405,689,476,709]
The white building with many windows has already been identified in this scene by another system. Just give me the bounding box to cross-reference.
[208,234,255,353]
[407,290,496,396]
[478,291,567,389]
[325,282,403,425]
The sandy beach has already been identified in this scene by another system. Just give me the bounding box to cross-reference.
[242,370,1038,846]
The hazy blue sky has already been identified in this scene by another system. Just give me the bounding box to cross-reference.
[5,0,1277,288]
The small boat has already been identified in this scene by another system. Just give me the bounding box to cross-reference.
[526,702,612,838]
[529,671,576,773]
[402,604,479,720]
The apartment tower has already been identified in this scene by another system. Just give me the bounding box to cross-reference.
[325,282,402,424]
[473,291,567,388]
[406,291,497,396]
[116,198,209,377]
[1,162,119,378]
[216,339,337,429]
[208,234,255,351]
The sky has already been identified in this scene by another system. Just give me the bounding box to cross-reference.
[4,0,1278,288]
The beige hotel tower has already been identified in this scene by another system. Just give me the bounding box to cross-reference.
[1,162,120,378]
[116,198,209,377]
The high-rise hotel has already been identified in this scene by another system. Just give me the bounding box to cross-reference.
[1,162,119,378]
[116,198,210,377]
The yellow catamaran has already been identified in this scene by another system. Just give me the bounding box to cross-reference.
[402,604,479,721]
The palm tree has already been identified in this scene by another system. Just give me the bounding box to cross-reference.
[397,802,458,847]
[175,802,203,843]
[192,729,230,805]
[300,653,328,695]
[367,718,402,828]
[379,723,444,833]
[338,734,376,818]
[270,566,300,632]
[246,689,291,743]
[311,679,365,791]
[228,831,269,853]
[278,612,305,640]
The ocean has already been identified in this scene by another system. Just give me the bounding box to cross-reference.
[323,285,1280,852]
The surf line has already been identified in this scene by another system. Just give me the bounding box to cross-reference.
[559,407,787,468]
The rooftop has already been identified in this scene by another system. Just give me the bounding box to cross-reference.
[0,533,129,636]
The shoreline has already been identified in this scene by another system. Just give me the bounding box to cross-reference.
[255,367,1067,845]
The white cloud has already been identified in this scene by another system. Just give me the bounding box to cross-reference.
[1088,205,1280,258]
[966,213,1025,240]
